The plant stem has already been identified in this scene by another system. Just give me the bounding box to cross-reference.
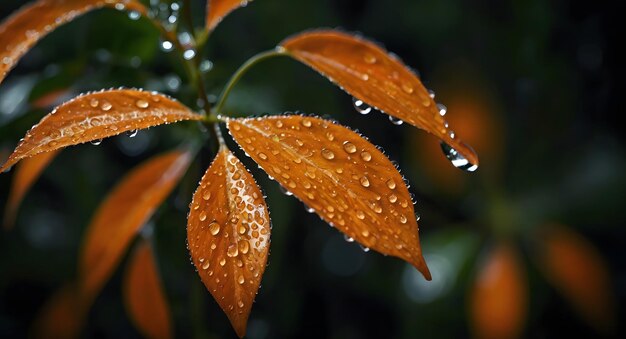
[214,48,287,115]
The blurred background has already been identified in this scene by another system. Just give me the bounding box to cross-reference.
[1,0,625,338]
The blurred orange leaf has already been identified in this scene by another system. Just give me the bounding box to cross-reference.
[227,115,431,279]
[0,89,202,173]
[469,242,527,339]
[187,147,270,338]
[0,0,147,85]
[4,149,58,229]
[79,149,192,305]
[30,284,84,339]
[280,30,478,170]
[123,238,173,339]
[538,225,615,333]
[206,0,253,32]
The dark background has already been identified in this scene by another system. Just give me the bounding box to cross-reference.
[1,0,625,338]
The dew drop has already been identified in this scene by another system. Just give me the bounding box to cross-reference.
[415,212,421,221]
[237,300,244,308]
[279,185,293,196]
[101,101,112,111]
[135,99,149,108]
[389,116,404,125]
[237,276,245,284]
[360,176,370,187]
[364,53,377,64]
[202,261,210,270]
[89,99,99,108]
[356,210,365,220]
[203,191,211,201]
[90,139,102,146]
[258,152,268,160]
[360,245,370,252]
[388,194,398,203]
[386,179,397,190]
[219,258,226,266]
[208,222,221,235]
[437,103,447,116]
[352,97,372,114]
[239,240,250,254]
[227,244,239,257]
[440,142,478,172]
[360,151,372,162]
[428,89,436,98]
[183,49,196,60]
[343,141,357,154]
[399,214,408,224]
[402,83,414,94]
[160,40,173,51]
[301,119,312,127]
[361,229,370,237]
[126,129,138,138]
[321,148,335,160]
[199,211,207,221]
[344,234,354,242]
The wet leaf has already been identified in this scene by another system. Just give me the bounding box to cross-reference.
[280,30,478,170]
[187,147,270,338]
[469,242,527,339]
[123,238,173,339]
[4,150,59,229]
[227,115,431,280]
[538,225,615,333]
[0,0,147,85]
[79,150,192,305]
[0,89,202,172]
[206,0,254,32]
[30,284,84,339]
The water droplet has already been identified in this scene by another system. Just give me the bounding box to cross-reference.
[360,151,372,162]
[386,179,397,190]
[279,185,293,196]
[402,83,414,94]
[199,211,207,221]
[258,152,268,160]
[101,101,112,111]
[301,119,312,127]
[200,60,213,72]
[89,99,99,108]
[203,191,211,201]
[237,300,244,308]
[356,210,365,220]
[321,149,335,160]
[239,240,250,254]
[183,49,196,60]
[343,141,357,154]
[352,98,372,114]
[437,103,447,116]
[364,53,377,64]
[201,261,210,269]
[361,229,370,237]
[209,222,221,235]
[126,129,138,138]
[388,194,398,203]
[160,40,173,51]
[360,176,370,187]
[428,89,436,98]
[399,214,408,224]
[440,142,478,172]
[136,99,149,108]
[344,234,354,242]
[90,139,102,146]
[360,245,370,252]
[128,10,141,20]
[219,258,226,266]
[389,116,404,125]
[415,212,421,221]
[227,244,239,257]
[237,276,245,284]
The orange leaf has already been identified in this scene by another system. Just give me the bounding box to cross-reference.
[0,0,147,85]
[469,242,527,339]
[4,149,59,229]
[0,89,202,172]
[123,238,173,339]
[30,284,84,339]
[280,30,478,170]
[227,115,431,280]
[79,149,192,305]
[538,225,615,333]
[206,0,253,32]
[187,147,270,338]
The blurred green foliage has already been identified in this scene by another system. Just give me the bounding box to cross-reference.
[1,0,625,338]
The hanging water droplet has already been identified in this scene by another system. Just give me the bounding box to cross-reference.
[90,139,102,146]
[344,234,354,242]
[389,116,404,125]
[415,212,421,221]
[183,49,196,60]
[199,60,213,72]
[160,40,173,52]
[440,142,478,172]
[279,185,293,196]
[126,129,138,138]
[428,89,436,99]
[128,10,141,20]
[360,245,370,252]
[352,98,372,114]
[437,103,447,116]
[363,53,377,64]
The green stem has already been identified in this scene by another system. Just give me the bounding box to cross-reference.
[214,48,287,115]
